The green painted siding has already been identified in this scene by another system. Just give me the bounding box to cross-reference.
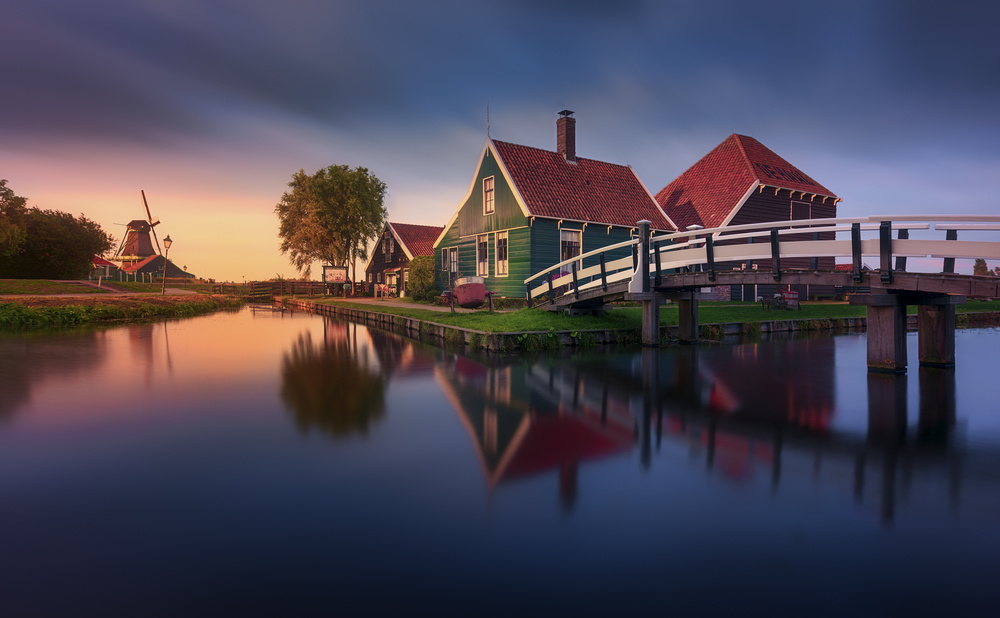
[457,149,529,237]
[434,145,652,298]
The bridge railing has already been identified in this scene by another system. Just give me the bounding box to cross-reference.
[524,236,639,306]
[525,215,1000,305]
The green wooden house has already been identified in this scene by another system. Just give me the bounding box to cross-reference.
[434,111,676,298]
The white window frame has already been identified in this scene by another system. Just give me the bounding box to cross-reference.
[560,229,582,274]
[483,176,495,215]
[495,231,509,277]
[449,247,458,274]
[477,234,489,276]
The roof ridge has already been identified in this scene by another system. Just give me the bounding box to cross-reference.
[491,138,633,171]
[731,134,757,179]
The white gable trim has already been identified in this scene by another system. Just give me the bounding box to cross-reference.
[716,180,761,231]
[629,165,678,232]
[386,222,415,261]
[433,139,532,249]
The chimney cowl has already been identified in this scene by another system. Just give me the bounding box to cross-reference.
[557,110,576,162]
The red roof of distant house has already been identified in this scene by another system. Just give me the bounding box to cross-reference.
[389,222,444,259]
[655,134,837,231]
[119,254,159,273]
[92,256,114,267]
[492,139,676,231]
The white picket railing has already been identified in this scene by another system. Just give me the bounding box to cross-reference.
[524,215,1000,305]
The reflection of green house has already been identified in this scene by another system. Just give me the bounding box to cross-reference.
[436,357,634,500]
[434,111,676,298]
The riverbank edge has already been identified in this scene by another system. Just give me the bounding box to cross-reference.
[284,298,1000,352]
[0,295,245,331]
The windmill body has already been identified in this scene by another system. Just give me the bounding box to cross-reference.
[113,191,162,268]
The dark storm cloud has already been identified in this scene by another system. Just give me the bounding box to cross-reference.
[4,0,998,166]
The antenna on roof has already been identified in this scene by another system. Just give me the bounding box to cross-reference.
[486,101,490,138]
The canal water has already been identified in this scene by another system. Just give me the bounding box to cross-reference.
[1,307,998,616]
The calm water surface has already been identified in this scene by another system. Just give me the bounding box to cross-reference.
[1,307,998,616]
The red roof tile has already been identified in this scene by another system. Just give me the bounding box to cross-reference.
[389,222,443,258]
[655,134,837,230]
[492,140,675,231]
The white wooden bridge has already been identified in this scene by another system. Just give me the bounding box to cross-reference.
[524,215,1000,372]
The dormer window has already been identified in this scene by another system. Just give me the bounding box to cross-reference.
[483,176,495,215]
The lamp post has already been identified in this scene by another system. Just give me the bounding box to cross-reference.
[161,235,173,295]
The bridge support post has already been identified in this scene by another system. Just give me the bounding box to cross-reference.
[634,220,660,347]
[853,294,908,373]
[675,293,699,344]
[917,302,958,368]
[851,292,964,373]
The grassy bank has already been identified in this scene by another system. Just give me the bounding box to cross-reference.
[0,296,245,331]
[304,297,1000,334]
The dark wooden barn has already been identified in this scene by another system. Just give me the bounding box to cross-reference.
[655,134,840,301]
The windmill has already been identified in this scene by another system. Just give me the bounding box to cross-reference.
[113,190,163,267]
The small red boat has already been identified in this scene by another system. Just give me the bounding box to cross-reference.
[452,276,487,309]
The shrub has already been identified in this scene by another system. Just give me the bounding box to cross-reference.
[407,255,438,301]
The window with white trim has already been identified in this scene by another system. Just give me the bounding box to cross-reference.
[483,176,495,215]
[560,229,582,273]
[495,231,508,276]
[448,247,458,274]
[477,234,489,276]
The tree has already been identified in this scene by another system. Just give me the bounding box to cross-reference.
[275,165,387,281]
[407,255,438,300]
[973,258,996,276]
[0,179,27,259]
[0,180,113,279]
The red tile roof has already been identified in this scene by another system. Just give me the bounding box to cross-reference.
[492,140,675,231]
[654,134,837,230]
[389,222,444,259]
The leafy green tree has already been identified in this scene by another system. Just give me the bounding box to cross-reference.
[973,258,996,276]
[0,180,113,279]
[2,209,113,279]
[407,254,438,300]
[0,179,27,259]
[275,165,387,281]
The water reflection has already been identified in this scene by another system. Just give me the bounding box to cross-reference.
[346,324,979,527]
[280,321,386,438]
[0,330,111,421]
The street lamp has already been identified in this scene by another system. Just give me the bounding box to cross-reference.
[161,235,173,295]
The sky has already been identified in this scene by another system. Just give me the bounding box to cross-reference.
[3,0,999,281]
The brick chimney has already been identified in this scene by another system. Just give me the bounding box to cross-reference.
[557,110,576,162]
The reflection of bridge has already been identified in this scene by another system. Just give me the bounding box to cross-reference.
[436,339,997,526]
[524,216,1000,371]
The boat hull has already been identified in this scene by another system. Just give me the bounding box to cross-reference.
[453,277,487,309]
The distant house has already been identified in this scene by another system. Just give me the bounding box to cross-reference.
[91,255,118,279]
[118,255,194,281]
[434,111,676,298]
[655,134,840,300]
[365,222,444,297]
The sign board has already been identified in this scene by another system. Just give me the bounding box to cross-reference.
[322,266,348,283]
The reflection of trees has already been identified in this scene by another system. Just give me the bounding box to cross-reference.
[280,332,386,438]
[0,331,109,422]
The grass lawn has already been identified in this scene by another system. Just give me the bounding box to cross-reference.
[0,279,110,294]
[308,297,1000,333]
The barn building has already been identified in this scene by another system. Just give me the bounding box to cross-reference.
[655,134,840,300]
